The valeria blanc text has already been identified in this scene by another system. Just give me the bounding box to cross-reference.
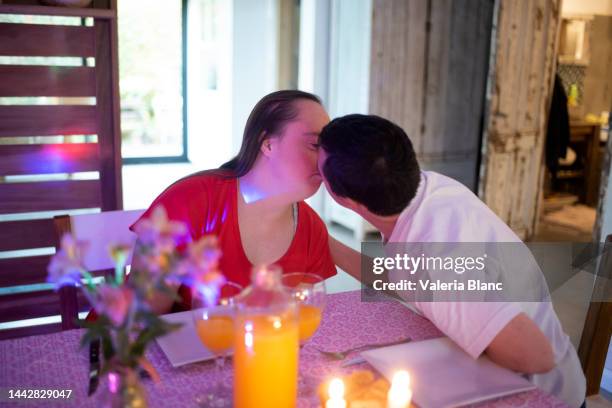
[372,279,503,291]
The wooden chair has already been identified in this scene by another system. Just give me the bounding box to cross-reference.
[53,209,144,330]
[578,234,612,396]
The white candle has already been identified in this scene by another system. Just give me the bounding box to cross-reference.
[326,377,347,408]
[387,370,412,408]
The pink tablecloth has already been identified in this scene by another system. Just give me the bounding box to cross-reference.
[0,291,569,407]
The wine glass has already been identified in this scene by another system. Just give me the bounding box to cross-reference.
[191,281,243,408]
[281,272,326,394]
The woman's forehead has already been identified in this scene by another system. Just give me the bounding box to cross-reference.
[293,101,329,128]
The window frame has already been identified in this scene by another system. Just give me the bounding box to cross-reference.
[122,0,189,165]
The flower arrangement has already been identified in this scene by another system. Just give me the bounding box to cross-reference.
[47,206,225,378]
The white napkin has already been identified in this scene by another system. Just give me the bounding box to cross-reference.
[156,311,215,367]
[361,337,535,408]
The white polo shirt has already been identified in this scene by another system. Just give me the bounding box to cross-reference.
[387,171,585,408]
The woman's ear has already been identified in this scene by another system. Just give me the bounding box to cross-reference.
[260,136,274,157]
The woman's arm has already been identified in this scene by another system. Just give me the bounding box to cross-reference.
[328,236,362,281]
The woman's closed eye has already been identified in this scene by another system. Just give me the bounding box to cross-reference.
[308,142,320,151]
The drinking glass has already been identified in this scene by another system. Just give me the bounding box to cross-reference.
[192,281,243,408]
[281,272,326,394]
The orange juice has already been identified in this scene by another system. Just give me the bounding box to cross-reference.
[234,313,299,408]
[298,304,322,342]
[195,315,234,354]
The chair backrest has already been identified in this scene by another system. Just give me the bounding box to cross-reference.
[55,209,144,329]
[577,234,612,396]
[69,209,144,271]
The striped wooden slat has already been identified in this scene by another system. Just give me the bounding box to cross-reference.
[0,218,57,251]
[0,290,59,323]
[0,179,101,214]
[0,322,62,341]
[0,254,51,286]
[0,105,97,137]
[0,65,96,97]
[0,143,100,176]
[0,289,90,324]
[0,23,95,57]
[0,4,116,19]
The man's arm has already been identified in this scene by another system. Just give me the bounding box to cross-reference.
[328,237,555,374]
[486,312,554,373]
[328,236,362,281]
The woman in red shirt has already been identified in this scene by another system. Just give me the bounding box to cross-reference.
[132,90,338,313]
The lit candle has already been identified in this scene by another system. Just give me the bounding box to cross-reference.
[326,377,347,408]
[387,370,412,408]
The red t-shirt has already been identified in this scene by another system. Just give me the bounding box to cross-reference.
[131,171,337,312]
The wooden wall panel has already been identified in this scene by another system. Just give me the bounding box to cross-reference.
[481,0,561,238]
[0,66,96,97]
[0,23,95,57]
[422,0,451,157]
[0,219,57,251]
[0,2,122,339]
[0,180,101,214]
[0,105,97,137]
[0,143,100,175]
[401,0,427,153]
[369,0,427,150]
[369,0,492,190]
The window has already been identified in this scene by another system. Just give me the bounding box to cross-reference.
[118,0,187,163]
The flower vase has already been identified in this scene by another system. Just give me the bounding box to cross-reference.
[99,367,148,408]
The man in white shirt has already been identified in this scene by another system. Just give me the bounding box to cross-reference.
[320,114,586,408]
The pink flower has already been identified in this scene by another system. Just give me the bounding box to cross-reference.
[132,206,187,251]
[174,236,223,282]
[47,234,88,289]
[94,285,134,326]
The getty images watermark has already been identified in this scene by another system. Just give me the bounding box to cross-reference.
[359,242,612,303]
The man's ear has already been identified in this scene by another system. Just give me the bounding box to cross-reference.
[337,196,373,218]
[334,195,360,212]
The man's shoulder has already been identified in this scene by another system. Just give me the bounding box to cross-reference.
[399,171,519,242]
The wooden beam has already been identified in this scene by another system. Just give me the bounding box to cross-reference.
[0,105,97,137]
[0,23,95,57]
[94,18,123,211]
[0,180,101,214]
[0,143,100,176]
[0,66,96,97]
[0,218,57,251]
[0,4,115,19]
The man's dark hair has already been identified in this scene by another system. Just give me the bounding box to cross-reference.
[319,114,420,216]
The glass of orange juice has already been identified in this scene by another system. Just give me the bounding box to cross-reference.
[281,272,326,394]
[192,281,243,408]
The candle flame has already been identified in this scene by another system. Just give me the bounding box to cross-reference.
[391,370,410,389]
[328,377,345,399]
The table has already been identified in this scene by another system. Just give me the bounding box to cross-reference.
[0,291,569,407]
[567,121,602,206]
